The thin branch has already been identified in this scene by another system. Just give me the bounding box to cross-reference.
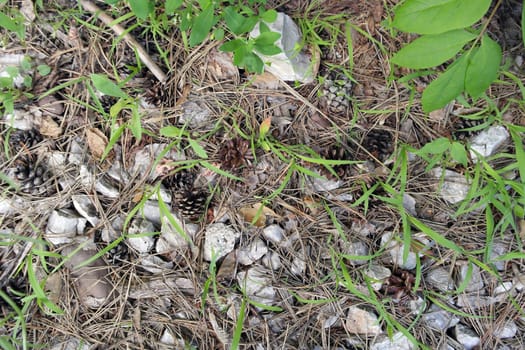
[80,0,168,83]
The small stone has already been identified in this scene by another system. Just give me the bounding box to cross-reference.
[456,294,495,308]
[127,218,156,254]
[50,338,91,350]
[457,263,484,292]
[493,321,517,339]
[262,224,285,244]
[72,195,99,227]
[430,168,470,204]
[345,306,382,335]
[342,240,369,265]
[237,266,275,306]
[370,332,414,350]
[426,267,454,292]
[160,328,176,345]
[237,238,268,265]
[291,255,306,275]
[381,232,417,270]
[492,282,515,302]
[364,264,391,291]
[489,241,508,271]
[402,194,417,216]
[470,125,509,162]
[422,309,460,330]
[262,251,281,270]
[179,99,212,128]
[140,255,174,274]
[453,323,480,350]
[45,209,86,245]
[203,223,240,261]
[307,171,343,192]
[95,177,120,198]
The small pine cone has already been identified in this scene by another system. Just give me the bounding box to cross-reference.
[9,128,43,155]
[173,189,208,222]
[452,118,484,141]
[162,169,196,192]
[362,130,393,162]
[143,81,167,108]
[13,157,52,195]
[217,137,252,171]
[106,241,130,265]
[321,144,352,178]
[99,95,118,114]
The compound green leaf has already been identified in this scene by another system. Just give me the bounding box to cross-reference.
[465,35,502,99]
[260,9,277,23]
[224,6,247,35]
[254,31,281,46]
[219,39,244,52]
[189,4,215,47]
[393,0,491,35]
[391,30,476,69]
[422,53,469,113]
[128,0,154,20]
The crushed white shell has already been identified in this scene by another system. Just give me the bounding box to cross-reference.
[203,223,240,262]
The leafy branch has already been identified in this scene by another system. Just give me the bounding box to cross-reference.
[390,0,503,112]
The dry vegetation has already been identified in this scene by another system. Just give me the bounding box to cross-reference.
[1,0,525,349]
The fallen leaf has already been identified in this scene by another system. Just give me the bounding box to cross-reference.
[239,203,279,227]
[208,48,239,82]
[259,117,272,137]
[38,116,62,138]
[216,250,237,282]
[250,71,281,90]
[86,128,108,160]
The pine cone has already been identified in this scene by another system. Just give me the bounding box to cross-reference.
[107,241,130,265]
[452,117,484,141]
[0,275,27,309]
[321,144,352,178]
[8,128,43,155]
[217,137,252,171]
[13,156,52,195]
[99,95,118,114]
[163,169,209,222]
[362,130,393,162]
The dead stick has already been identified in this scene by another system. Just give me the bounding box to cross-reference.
[80,0,167,83]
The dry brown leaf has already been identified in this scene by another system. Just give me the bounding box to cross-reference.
[250,71,281,90]
[86,128,108,160]
[38,116,62,138]
[216,250,237,282]
[208,48,239,82]
[239,203,279,227]
[302,196,322,215]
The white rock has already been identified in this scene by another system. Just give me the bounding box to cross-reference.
[456,294,495,308]
[262,224,285,244]
[95,177,120,198]
[380,232,417,270]
[262,251,282,270]
[203,223,240,261]
[142,200,163,225]
[291,255,306,275]
[492,281,515,302]
[422,309,460,330]
[72,195,99,227]
[457,263,484,292]
[237,266,275,306]
[426,267,454,292]
[342,241,369,265]
[307,172,343,192]
[79,165,95,188]
[345,306,382,335]
[179,99,213,128]
[159,214,195,248]
[160,328,176,345]
[45,209,86,245]
[129,278,195,299]
[365,264,391,291]
[250,12,316,83]
[3,109,34,130]
[470,125,509,161]
[370,332,414,350]
[237,238,268,265]
[489,241,508,271]
[100,215,125,242]
[430,168,470,204]
[131,144,185,180]
[453,324,480,350]
[47,151,67,173]
[127,218,156,254]
[493,321,517,339]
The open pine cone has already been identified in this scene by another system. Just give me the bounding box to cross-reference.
[8,128,43,156]
[217,137,252,172]
[162,169,210,222]
[12,156,53,195]
[362,130,393,162]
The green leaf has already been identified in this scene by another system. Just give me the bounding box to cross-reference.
[450,141,468,166]
[128,0,154,20]
[421,53,469,113]
[391,30,476,69]
[243,51,264,73]
[129,105,142,141]
[37,64,51,76]
[188,138,208,158]
[219,39,244,52]
[90,74,127,98]
[254,31,281,46]
[260,9,277,23]
[165,0,183,15]
[160,126,185,138]
[254,43,281,55]
[418,137,450,155]
[223,6,247,35]
[465,35,502,99]
[0,12,24,38]
[189,4,215,47]
[392,0,491,35]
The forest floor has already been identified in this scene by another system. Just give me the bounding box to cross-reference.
[1,0,525,349]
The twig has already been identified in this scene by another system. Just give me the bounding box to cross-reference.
[79,0,167,83]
